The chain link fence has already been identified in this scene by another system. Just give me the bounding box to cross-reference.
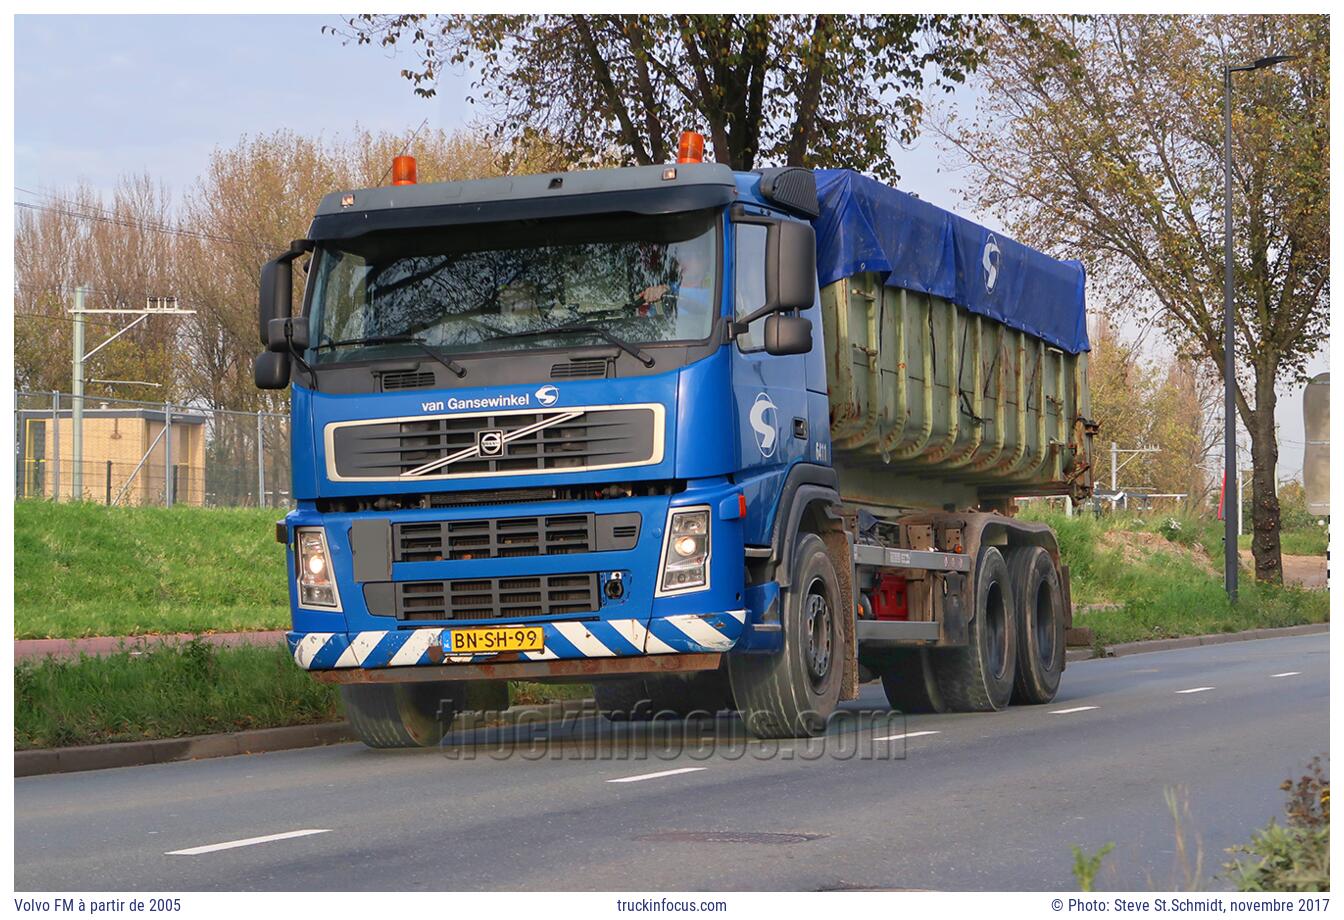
[15,390,291,508]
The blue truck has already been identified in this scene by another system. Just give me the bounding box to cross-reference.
[255,135,1095,746]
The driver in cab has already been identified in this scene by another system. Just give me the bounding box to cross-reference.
[635,239,715,337]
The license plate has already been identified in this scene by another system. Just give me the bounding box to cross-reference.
[447,625,545,654]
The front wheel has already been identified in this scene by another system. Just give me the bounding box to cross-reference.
[339,681,465,748]
[729,532,844,738]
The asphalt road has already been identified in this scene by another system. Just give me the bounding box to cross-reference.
[15,632,1329,892]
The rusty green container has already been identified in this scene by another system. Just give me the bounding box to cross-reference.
[820,273,1094,512]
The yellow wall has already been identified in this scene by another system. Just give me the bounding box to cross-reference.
[21,415,206,505]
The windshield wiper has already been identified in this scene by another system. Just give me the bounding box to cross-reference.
[488,324,656,368]
[314,335,467,378]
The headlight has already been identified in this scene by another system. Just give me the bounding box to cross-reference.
[296,527,341,609]
[658,507,711,594]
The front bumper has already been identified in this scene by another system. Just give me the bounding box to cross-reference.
[288,609,747,670]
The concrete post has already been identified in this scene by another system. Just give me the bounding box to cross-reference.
[50,390,60,501]
[71,286,86,501]
[164,402,173,507]
[257,410,266,507]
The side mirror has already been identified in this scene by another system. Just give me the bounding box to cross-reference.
[258,258,292,347]
[257,238,313,346]
[766,220,816,313]
[267,316,310,352]
[764,314,813,356]
[254,351,292,390]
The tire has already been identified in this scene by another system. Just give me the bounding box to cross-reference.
[1008,545,1066,705]
[594,669,734,722]
[931,546,1017,711]
[339,681,465,749]
[729,532,844,738]
[878,648,947,714]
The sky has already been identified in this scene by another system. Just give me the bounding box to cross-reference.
[13,13,1323,483]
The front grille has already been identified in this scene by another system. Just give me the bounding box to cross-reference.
[551,358,608,379]
[393,573,600,621]
[398,514,589,561]
[393,511,640,562]
[381,371,436,392]
[329,406,658,480]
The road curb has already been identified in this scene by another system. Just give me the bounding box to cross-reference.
[14,630,287,662]
[1067,621,1328,662]
[14,698,596,778]
[15,722,356,778]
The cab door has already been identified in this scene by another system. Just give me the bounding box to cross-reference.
[729,213,828,548]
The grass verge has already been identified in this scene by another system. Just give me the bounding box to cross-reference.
[15,500,288,638]
[15,640,339,750]
[14,639,596,750]
[1019,509,1328,647]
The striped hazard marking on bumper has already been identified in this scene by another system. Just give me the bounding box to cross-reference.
[289,610,747,670]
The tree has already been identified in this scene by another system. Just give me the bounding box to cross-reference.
[327,14,1005,181]
[937,15,1328,582]
[1087,315,1218,510]
[15,176,180,404]
[174,127,567,414]
[15,128,565,415]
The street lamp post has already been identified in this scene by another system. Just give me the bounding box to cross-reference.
[1221,53,1297,603]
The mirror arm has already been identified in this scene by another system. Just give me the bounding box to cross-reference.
[286,340,318,390]
[736,301,783,330]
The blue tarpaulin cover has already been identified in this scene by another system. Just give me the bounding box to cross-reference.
[812,169,1089,353]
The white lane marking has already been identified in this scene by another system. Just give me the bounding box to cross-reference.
[606,767,707,784]
[1272,671,1302,678]
[166,828,331,856]
[1175,686,1214,694]
[871,730,941,742]
[1051,706,1099,714]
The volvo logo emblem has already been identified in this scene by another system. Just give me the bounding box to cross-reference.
[477,429,505,456]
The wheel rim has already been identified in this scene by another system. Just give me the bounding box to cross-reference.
[1034,577,1056,666]
[985,580,1008,681]
[804,577,833,690]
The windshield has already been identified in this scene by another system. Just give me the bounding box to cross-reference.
[307,209,720,364]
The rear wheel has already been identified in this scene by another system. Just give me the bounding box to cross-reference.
[1008,546,1066,704]
[339,681,465,749]
[729,532,844,738]
[878,648,947,714]
[931,546,1016,711]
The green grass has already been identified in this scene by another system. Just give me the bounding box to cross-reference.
[14,640,597,750]
[14,640,340,750]
[1018,509,1328,646]
[14,500,289,639]
[1239,528,1329,557]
